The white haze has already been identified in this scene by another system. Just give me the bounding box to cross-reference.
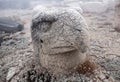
[0,0,115,13]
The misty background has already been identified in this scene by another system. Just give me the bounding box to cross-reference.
[0,0,61,9]
[0,0,115,15]
[0,0,104,9]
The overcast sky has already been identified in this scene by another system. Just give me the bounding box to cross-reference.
[0,0,109,9]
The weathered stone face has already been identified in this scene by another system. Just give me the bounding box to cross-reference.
[31,7,89,75]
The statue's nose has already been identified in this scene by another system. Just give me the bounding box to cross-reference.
[52,27,75,48]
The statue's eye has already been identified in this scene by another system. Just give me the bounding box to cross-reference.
[74,28,81,32]
[38,22,52,32]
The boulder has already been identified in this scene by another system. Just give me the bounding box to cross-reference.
[0,17,23,33]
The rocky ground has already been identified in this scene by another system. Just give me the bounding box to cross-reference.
[83,10,120,81]
[0,9,120,82]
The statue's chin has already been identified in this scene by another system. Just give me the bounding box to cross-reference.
[40,47,86,76]
[40,51,86,76]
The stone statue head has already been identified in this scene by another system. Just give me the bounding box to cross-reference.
[31,7,89,75]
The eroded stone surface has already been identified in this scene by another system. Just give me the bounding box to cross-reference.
[31,7,89,75]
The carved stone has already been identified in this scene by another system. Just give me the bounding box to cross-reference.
[31,7,89,75]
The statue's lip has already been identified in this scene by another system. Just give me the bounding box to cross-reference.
[51,46,75,49]
[48,46,77,55]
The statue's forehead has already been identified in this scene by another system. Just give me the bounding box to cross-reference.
[33,8,81,20]
[32,7,88,32]
[34,10,81,24]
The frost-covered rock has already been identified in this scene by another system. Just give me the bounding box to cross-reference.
[31,7,89,75]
